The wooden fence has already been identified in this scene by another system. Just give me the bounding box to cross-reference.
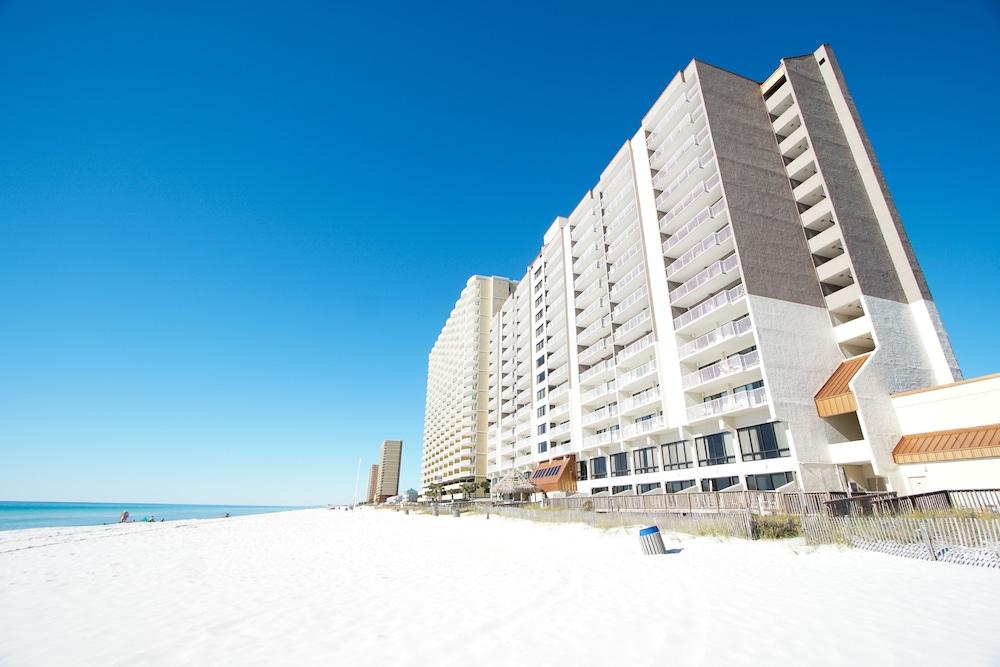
[803,514,1000,568]
[481,505,755,540]
[870,489,1000,516]
[542,490,850,516]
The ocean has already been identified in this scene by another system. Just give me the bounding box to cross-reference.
[0,501,307,532]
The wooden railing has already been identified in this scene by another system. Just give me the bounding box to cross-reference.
[868,489,1000,516]
[542,490,850,516]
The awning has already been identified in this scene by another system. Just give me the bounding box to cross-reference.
[893,424,1000,464]
[530,456,577,493]
[814,353,870,417]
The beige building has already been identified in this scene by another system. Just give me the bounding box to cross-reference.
[366,464,379,504]
[421,276,514,492]
[375,440,402,502]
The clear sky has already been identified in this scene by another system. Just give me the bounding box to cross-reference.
[1,1,997,505]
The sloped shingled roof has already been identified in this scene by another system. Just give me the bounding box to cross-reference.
[814,353,870,417]
[892,424,1000,464]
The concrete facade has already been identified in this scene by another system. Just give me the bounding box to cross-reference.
[473,45,971,497]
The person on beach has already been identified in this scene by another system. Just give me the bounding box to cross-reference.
[119,511,129,523]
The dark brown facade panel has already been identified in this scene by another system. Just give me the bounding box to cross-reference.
[695,61,826,309]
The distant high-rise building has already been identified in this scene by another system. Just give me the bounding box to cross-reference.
[376,439,403,502]
[420,276,515,492]
[366,464,379,504]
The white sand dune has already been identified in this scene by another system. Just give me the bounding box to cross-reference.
[1,508,998,666]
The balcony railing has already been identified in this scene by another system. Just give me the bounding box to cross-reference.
[623,415,666,438]
[604,202,637,239]
[624,386,661,411]
[583,403,619,426]
[666,224,733,278]
[579,357,616,384]
[577,295,610,325]
[580,380,615,404]
[578,335,615,366]
[620,360,657,385]
[609,262,645,300]
[611,285,649,320]
[654,149,715,209]
[669,254,739,304]
[673,283,746,331]
[678,316,753,359]
[615,309,651,341]
[682,349,761,390]
[659,172,722,232]
[651,126,710,189]
[617,332,655,365]
[686,386,768,422]
[607,241,642,279]
[583,430,620,448]
[578,314,612,344]
[647,85,700,144]
[649,105,706,166]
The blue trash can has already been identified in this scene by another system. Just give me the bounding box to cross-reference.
[639,526,666,555]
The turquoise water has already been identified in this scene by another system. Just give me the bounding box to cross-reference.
[0,501,306,532]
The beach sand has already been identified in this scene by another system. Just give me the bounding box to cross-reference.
[1,508,998,665]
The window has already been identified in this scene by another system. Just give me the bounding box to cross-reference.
[696,432,735,466]
[590,457,608,480]
[535,294,543,306]
[534,266,543,279]
[536,371,546,382]
[661,441,693,470]
[610,452,630,477]
[734,379,764,394]
[535,324,544,336]
[536,356,545,367]
[535,309,544,322]
[633,447,658,474]
[591,487,608,495]
[701,476,739,492]
[738,422,789,461]
[536,340,545,352]
[704,391,725,403]
[638,482,661,494]
[538,441,548,454]
[536,388,546,399]
[665,479,696,493]
[576,460,588,481]
[537,406,546,417]
[747,471,795,491]
[612,485,633,495]
[537,424,547,435]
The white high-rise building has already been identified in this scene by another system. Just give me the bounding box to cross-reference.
[421,276,514,492]
[485,45,962,497]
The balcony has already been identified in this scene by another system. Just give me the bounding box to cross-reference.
[681,349,761,391]
[658,172,723,236]
[618,360,657,390]
[549,382,570,401]
[575,277,607,309]
[582,403,619,428]
[603,202,637,241]
[580,380,616,407]
[579,357,616,385]
[611,284,649,323]
[654,150,716,213]
[573,239,604,272]
[678,316,754,363]
[577,259,607,287]
[779,125,809,161]
[622,415,667,440]
[665,224,734,283]
[578,335,615,366]
[651,126,710,190]
[614,309,652,346]
[583,430,620,448]
[669,253,740,308]
[622,386,661,414]
[646,84,699,146]
[771,104,801,139]
[792,172,825,207]
[577,295,611,327]
[674,283,746,333]
[605,221,641,262]
[609,262,645,301]
[577,314,612,346]
[662,200,728,257]
[800,197,834,232]
[607,241,643,280]
[765,79,794,116]
[649,105,707,169]
[686,386,768,422]
[548,364,568,387]
[616,332,655,368]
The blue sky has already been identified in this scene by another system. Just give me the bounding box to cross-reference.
[1,1,997,505]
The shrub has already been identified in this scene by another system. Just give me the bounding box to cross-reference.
[581,500,594,512]
[753,514,802,539]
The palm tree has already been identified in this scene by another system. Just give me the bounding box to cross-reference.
[426,483,444,503]
[477,479,491,496]
[459,481,478,500]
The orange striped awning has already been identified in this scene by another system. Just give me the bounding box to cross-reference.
[814,354,870,417]
[893,424,1000,464]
